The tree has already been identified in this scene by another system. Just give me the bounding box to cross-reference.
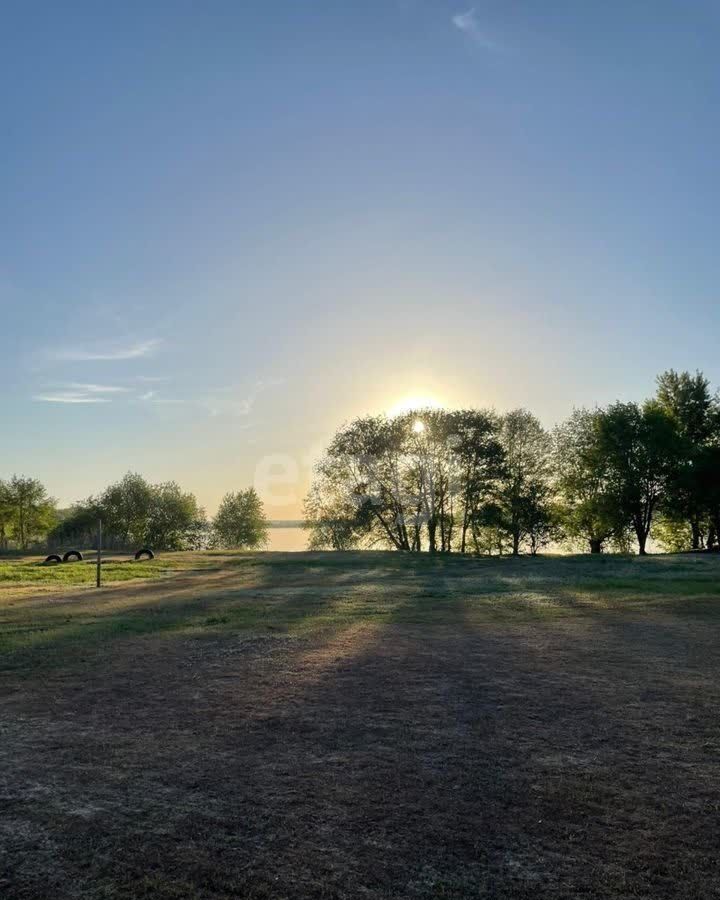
[0,480,13,550]
[437,409,505,554]
[521,484,561,556]
[304,409,505,553]
[145,482,207,551]
[655,370,719,549]
[692,445,720,550]
[48,502,102,549]
[99,472,154,545]
[496,410,553,556]
[656,370,715,445]
[597,402,680,555]
[5,476,57,550]
[554,409,625,553]
[52,473,207,551]
[212,488,269,549]
[326,414,415,551]
[402,409,501,554]
[303,476,368,551]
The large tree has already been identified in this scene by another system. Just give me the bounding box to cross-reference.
[99,472,154,545]
[554,408,624,553]
[304,409,505,553]
[310,414,415,552]
[655,369,719,549]
[145,482,207,551]
[597,402,680,555]
[441,409,505,554]
[496,410,554,556]
[4,476,57,550]
[212,488,269,549]
[304,475,367,551]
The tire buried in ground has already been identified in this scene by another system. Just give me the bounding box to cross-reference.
[62,550,83,563]
[43,554,62,565]
[134,548,155,561]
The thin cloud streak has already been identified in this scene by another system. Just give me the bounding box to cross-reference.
[67,383,130,394]
[53,338,162,362]
[33,392,110,404]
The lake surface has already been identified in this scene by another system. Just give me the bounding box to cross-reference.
[266,527,309,552]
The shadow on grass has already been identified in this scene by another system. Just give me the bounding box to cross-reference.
[3,552,720,676]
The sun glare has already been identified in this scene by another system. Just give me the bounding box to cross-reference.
[412,420,426,433]
[388,394,443,417]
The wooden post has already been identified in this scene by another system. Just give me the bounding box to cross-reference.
[96,518,102,588]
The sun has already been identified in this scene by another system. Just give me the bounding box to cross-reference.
[388,394,443,417]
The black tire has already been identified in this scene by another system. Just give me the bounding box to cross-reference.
[134,548,155,561]
[44,554,62,565]
[62,550,83,563]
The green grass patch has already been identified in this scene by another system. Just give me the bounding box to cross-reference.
[0,558,176,586]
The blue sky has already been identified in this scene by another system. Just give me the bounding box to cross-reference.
[2,1,720,516]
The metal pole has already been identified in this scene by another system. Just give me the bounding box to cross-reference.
[96,518,102,588]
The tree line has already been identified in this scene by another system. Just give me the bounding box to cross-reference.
[304,370,720,556]
[0,473,269,553]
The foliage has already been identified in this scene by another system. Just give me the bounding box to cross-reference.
[652,514,694,554]
[554,409,625,553]
[306,371,720,556]
[143,482,207,550]
[303,478,367,550]
[49,473,207,552]
[494,410,554,555]
[596,401,681,555]
[212,488,269,549]
[655,369,720,550]
[305,408,526,554]
[0,476,57,550]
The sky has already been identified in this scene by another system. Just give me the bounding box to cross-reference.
[2,0,720,518]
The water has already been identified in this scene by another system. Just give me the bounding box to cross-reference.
[265,526,309,552]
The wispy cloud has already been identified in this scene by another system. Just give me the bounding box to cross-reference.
[451,7,495,49]
[200,378,285,418]
[33,382,129,404]
[53,338,162,362]
[33,392,110,404]
[137,389,185,405]
[67,383,130,394]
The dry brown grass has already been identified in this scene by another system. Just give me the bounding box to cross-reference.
[2,552,720,898]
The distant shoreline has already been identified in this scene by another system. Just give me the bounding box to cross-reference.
[267,521,305,528]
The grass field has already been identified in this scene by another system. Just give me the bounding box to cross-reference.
[2,551,720,898]
[0,551,224,590]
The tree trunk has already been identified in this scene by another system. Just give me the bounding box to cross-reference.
[711,519,720,551]
[471,522,480,556]
[691,519,701,551]
[708,524,717,549]
[512,532,520,556]
[636,528,647,556]
[460,505,469,554]
[427,522,437,554]
[589,538,602,554]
